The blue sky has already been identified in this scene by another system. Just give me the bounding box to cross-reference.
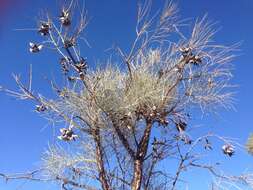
[0,0,253,189]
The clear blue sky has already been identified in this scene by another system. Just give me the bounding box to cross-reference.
[0,0,253,189]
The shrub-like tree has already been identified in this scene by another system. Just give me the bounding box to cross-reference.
[1,1,252,190]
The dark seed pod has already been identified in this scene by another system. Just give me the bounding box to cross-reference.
[67,76,76,82]
[158,118,169,126]
[222,144,235,157]
[36,104,46,112]
[179,47,192,57]
[204,138,213,150]
[38,22,50,36]
[64,38,75,48]
[79,72,85,80]
[60,57,71,74]
[59,10,71,26]
[60,57,71,65]
[75,57,88,73]
[176,120,187,132]
[189,55,202,65]
[158,69,164,78]
[58,128,78,141]
[177,133,192,145]
[29,42,43,53]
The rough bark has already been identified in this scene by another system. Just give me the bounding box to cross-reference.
[112,120,135,158]
[132,159,143,190]
[93,128,111,190]
[131,121,153,190]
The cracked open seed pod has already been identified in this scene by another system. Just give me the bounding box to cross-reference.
[75,58,88,72]
[58,128,78,141]
[176,120,187,133]
[64,38,75,48]
[222,144,235,157]
[159,118,169,126]
[38,22,50,36]
[188,55,202,65]
[59,10,71,26]
[36,104,46,112]
[59,57,70,74]
[29,42,43,53]
[179,133,192,145]
[179,47,192,56]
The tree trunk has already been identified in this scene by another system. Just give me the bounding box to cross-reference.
[131,159,143,190]
[131,121,153,190]
[93,128,111,190]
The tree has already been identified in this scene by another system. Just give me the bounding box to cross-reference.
[0,1,252,190]
[247,134,253,155]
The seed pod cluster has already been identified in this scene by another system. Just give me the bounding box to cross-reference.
[135,105,169,127]
[154,109,169,127]
[179,47,202,65]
